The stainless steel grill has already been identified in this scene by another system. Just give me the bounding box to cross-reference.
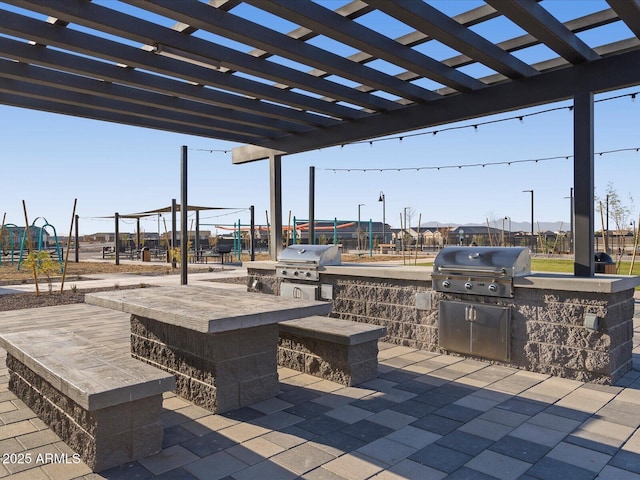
[276,245,341,282]
[433,246,530,362]
[432,246,530,298]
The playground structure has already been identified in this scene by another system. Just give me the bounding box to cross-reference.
[0,217,63,272]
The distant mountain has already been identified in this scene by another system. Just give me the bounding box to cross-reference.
[419,220,569,232]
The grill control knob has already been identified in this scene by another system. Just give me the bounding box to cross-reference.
[281,270,288,276]
[305,272,312,278]
[293,271,299,276]
[464,282,473,290]
[442,280,451,288]
[488,283,498,293]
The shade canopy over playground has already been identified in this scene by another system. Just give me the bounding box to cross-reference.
[2,1,640,274]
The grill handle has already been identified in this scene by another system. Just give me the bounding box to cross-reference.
[436,265,507,276]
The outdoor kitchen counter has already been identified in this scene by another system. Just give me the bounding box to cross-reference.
[249,260,640,292]
[248,261,638,383]
[86,285,332,413]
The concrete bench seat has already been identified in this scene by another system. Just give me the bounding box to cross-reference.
[0,328,175,472]
[278,316,387,386]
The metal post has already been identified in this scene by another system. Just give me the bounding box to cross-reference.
[74,214,79,263]
[180,146,188,285]
[136,218,141,252]
[250,205,255,261]
[237,219,241,260]
[369,219,373,256]
[195,210,200,257]
[606,194,610,254]
[523,190,534,252]
[358,204,364,250]
[114,212,120,266]
[404,207,410,251]
[573,92,595,276]
[309,166,315,245]
[378,192,385,244]
[269,154,283,260]
[171,198,177,268]
[569,188,574,254]
[334,217,338,245]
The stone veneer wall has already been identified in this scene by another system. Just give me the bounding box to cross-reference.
[131,315,279,413]
[247,267,634,384]
[7,354,163,471]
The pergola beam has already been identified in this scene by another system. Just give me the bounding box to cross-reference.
[606,0,640,39]
[233,48,640,163]
[125,0,438,104]
[244,0,484,93]
[485,0,600,63]
[366,0,537,79]
[0,5,369,120]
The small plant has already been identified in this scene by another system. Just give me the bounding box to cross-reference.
[113,282,120,290]
[24,251,59,294]
[70,284,77,293]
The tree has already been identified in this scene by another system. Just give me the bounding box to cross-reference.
[24,251,59,294]
[597,183,634,254]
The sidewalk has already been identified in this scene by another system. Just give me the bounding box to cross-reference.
[0,263,249,295]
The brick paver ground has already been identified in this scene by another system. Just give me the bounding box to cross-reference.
[0,298,638,480]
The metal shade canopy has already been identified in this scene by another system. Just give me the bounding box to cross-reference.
[0,0,638,161]
[2,0,640,275]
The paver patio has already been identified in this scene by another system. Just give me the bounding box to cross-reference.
[0,298,638,479]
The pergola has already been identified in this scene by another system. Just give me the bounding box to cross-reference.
[2,0,640,275]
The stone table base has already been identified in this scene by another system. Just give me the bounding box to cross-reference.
[131,315,279,413]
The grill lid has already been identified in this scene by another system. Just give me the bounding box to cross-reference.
[433,246,530,277]
[277,244,341,266]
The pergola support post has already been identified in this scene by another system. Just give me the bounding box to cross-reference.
[573,92,595,277]
[269,154,283,260]
[180,145,188,285]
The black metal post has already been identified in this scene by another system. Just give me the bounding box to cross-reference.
[74,214,79,263]
[309,166,315,245]
[114,212,120,266]
[574,92,595,276]
[171,198,177,268]
[181,146,188,285]
[250,205,255,261]
[523,190,534,252]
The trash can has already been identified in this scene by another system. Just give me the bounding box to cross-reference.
[141,247,150,262]
[594,251,615,274]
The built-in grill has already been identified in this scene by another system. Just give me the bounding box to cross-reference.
[432,246,531,363]
[276,245,341,300]
[431,246,530,298]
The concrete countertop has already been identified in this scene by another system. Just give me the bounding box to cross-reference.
[0,328,175,410]
[86,285,332,333]
[247,261,640,294]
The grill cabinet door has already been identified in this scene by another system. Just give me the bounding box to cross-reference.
[438,301,510,362]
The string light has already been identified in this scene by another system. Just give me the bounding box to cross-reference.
[189,148,230,154]
[190,89,638,153]
[324,147,640,173]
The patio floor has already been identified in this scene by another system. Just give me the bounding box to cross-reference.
[0,300,639,480]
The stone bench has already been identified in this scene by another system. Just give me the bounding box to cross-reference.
[0,328,175,472]
[278,316,387,386]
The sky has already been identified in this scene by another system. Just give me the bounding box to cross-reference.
[1,1,639,236]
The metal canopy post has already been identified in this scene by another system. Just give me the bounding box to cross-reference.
[250,205,255,261]
[269,154,283,260]
[309,166,315,245]
[180,145,188,285]
[573,92,595,277]
[171,198,177,268]
[114,212,119,266]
